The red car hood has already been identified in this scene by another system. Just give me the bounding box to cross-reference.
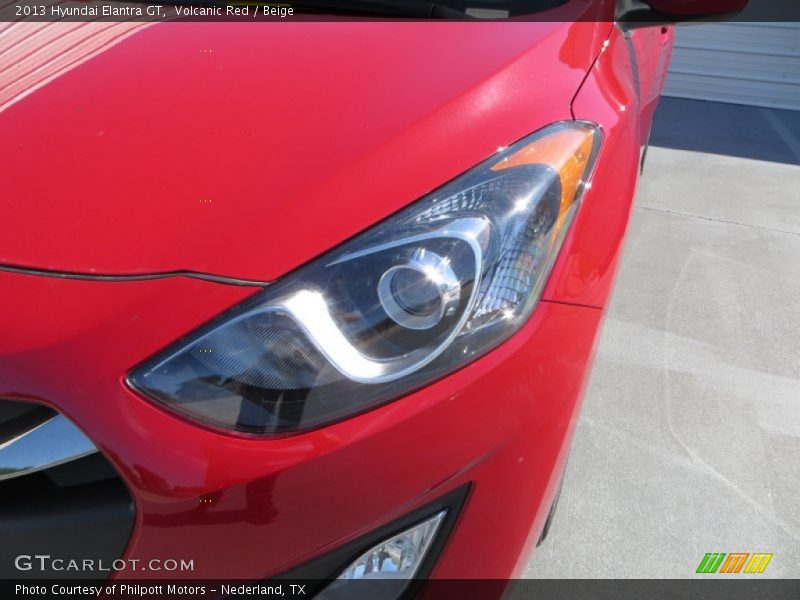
[0,17,611,282]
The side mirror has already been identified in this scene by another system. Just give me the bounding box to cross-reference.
[617,0,748,30]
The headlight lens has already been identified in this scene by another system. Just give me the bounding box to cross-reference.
[128,121,601,434]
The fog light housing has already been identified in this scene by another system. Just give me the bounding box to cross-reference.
[319,511,447,599]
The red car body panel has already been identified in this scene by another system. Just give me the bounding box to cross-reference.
[0,11,673,582]
[0,270,601,579]
[1,18,609,283]
[544,25,674,308]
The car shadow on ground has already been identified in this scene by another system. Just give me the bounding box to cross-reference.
[650,97,800,166]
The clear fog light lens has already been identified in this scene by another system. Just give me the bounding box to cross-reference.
[319,511,447,600]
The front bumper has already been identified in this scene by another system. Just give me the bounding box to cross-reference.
[0,268,602,580]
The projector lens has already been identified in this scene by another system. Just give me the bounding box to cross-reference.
[391,268,441,317]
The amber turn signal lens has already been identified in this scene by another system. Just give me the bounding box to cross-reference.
[491,125,597,230]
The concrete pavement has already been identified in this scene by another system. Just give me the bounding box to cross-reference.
[524,97,800,578]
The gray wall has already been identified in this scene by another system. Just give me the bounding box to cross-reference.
[663,22,800,111]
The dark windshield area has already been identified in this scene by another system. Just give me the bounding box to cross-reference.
[292,0,570,18]
[441,0,568,16]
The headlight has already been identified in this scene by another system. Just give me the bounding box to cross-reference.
[128,121,601,434]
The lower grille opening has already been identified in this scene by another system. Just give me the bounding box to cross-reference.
[0,399,135,579]
[0,399,56,448]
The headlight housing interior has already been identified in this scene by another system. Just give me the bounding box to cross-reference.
[128,121,601,435]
